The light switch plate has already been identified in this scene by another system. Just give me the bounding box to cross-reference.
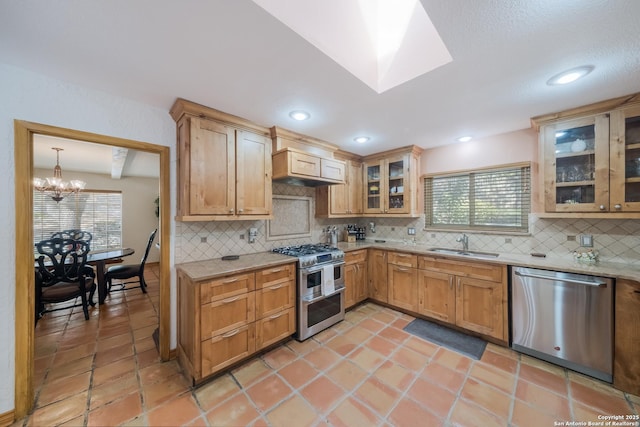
[408,227,416,235]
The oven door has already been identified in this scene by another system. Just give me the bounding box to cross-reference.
[297,288,345,341]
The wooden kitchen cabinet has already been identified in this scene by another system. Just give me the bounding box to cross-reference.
[368,249,388,302]
[417,270,456,323]
[416,255,507,342]
[613,279,640,395]
[344,249,367,309]
[387,252,418,312]
[533,92,640,216]
[177,261,296,383]
[362,146,422,217]
[316,158,363,217]
[170,98,272,221]
[455,276,504,339]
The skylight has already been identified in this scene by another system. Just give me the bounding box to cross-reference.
[253,0,452,93]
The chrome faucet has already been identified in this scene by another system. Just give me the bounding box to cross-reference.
[456,233,469,251]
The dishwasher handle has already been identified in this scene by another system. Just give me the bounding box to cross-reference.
[514,269,607,287]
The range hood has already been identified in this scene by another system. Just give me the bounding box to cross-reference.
[270,127,346,186]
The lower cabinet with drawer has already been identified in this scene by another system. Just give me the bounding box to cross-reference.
[345,249,368,309]
[417,256,507,342]
[177,262,296,383]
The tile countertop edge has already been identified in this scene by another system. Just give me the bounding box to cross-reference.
[336,241,640,282]
[176,252,296,282]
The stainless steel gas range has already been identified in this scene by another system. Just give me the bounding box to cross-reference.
[272,244,345,340]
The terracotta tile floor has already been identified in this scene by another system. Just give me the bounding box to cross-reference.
[13,276,640,426]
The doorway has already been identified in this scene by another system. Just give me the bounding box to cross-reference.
[14,120,171,418]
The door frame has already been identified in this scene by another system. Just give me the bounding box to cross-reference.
[14,120,171,418]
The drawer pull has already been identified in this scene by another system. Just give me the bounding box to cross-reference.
[221,328,241,338]
[634,290,640,294]
[269,268,283,273]
[397,267,410,272]
[221,296,240,304]
[269,284,285,290]
[222,277,238,284]
[397,254,411,258]
[269,312,284,320]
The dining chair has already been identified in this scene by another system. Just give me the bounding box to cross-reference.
[105,229,157,295]
[35,237,96,320]
[51,229,96,280]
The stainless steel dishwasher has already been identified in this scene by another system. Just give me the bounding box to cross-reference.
[511,266,613,382]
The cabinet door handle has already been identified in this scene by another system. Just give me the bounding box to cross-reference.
[449,276,453,290]
[238,208,244,213]
[222,277,238,284]
[614,204,622,210]
[634,290,640,294]
[221,328,241,338]
[457,278,461,291]
[599,205,606,210]
[229,208,234,213]
[221,296,240,304]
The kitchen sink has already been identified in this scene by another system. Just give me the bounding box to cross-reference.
[427,247,499,258]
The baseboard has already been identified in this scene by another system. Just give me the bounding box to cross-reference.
[169,348,177,360]
[0,409,15,427]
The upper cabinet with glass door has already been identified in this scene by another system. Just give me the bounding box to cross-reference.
[533,92,640,216]
[610,105,640,211]
[541,115,610,212]
[363,146,422,217]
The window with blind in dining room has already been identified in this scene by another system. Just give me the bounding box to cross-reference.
[424,164,531,233]
[33,190,123,250]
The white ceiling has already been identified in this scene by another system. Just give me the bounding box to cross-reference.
[2,0,640,159]
[33,135,160,178]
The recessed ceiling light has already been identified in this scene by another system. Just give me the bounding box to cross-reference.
[354,136,370,143]
[289,110,310,121]
[547,65,594,86]
[457,136,472,142]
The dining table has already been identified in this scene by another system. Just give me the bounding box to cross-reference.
[87,247,135,304]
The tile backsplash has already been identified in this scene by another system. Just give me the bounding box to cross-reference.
[175,183,640,266]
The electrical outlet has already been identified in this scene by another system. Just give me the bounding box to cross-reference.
[408,227,416,235]
[580,234,593,247]
[505,238,512,244]
[200,237,207,243]
[391,227,395,231]
[567,235,576,242]
[239,234,245,240]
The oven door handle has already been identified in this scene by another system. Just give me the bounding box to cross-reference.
[301,287,344,304]
[301,261,345,276]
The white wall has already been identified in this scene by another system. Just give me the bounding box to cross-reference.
[0,63,176,414]
[33,168,161,263]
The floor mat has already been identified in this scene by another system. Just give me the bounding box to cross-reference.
[404,318,487,360]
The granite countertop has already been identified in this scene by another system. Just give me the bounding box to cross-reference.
[336,240,640,282]
[176,252,295,281]
[176,240,640,283]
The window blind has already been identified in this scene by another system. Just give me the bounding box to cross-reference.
[33,190,123,251]
[424,165,531,232]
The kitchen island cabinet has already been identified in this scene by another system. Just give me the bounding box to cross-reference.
[170,98,273,221]
[177,261,295,384]
[614,279,640,395]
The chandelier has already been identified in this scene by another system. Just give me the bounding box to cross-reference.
[33,147,86,203]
